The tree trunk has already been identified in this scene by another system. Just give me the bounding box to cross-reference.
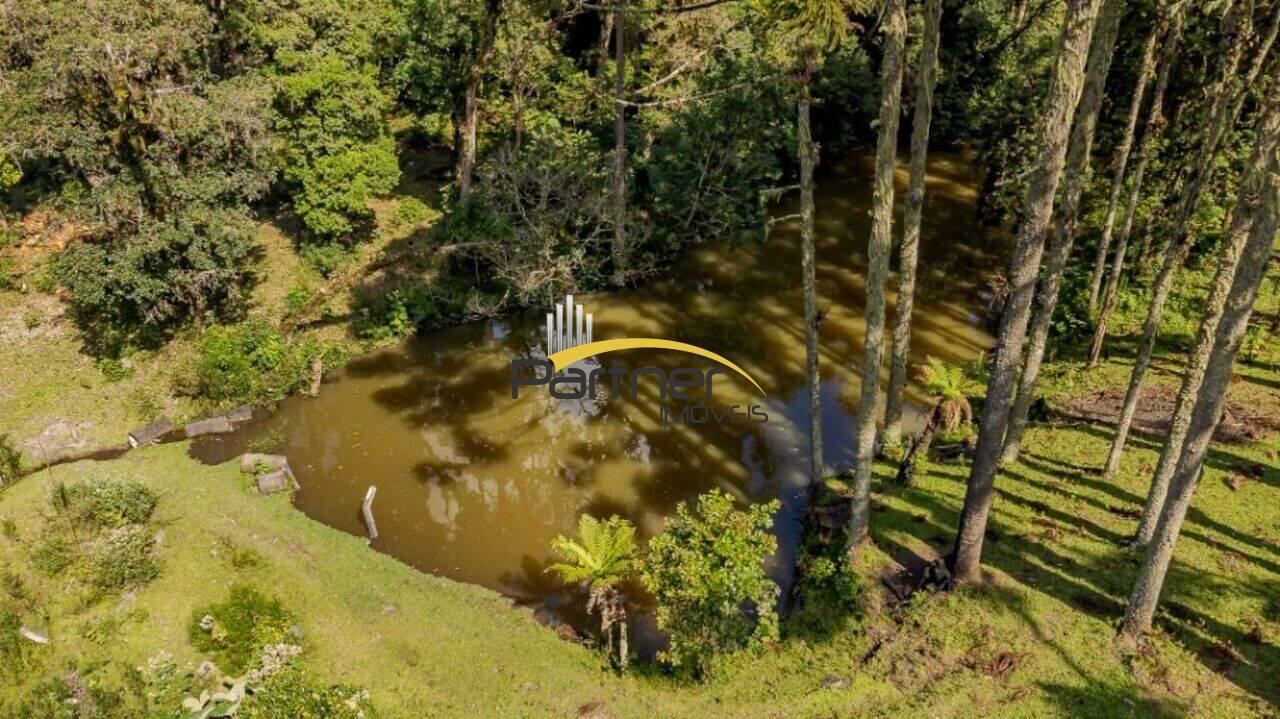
[896,402,940,486]
[951,0,1103,584]
[1132,96,1280,546]
[1085,5,1162,313]
[456,0,502,204]
[1121,139,1280,637]
[1087,15,1181,368]
[1100,3,1253,478]
[848,0,906,560]
[798,63,824,485]
[611,0,628,285]
[884,0,943,448]
[1002,0,1122,464]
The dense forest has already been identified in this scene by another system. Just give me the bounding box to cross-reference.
[1,0,1279,716]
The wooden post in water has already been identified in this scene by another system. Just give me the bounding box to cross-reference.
[362,486,378,542]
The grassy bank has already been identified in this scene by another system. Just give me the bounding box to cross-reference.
[1,378,1276,718]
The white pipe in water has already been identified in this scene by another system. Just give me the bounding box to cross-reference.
[362,486,378,541]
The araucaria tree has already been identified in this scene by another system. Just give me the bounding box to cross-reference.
[777,0,854,486]
[951,0,1103,583]
[1099,0,1263,478]
[883,0,943,449]
[1001,0,1124,463]
[849,0,906,560]
[1087,4,1184,368]
[1121,126,1280,636]
[1130,92,1280,546]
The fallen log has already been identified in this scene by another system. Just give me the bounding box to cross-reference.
[184,416,234,438]
[128,418,176,448]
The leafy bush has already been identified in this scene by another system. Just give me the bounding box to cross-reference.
[95,358,134,383]
[189,585,295,674]
[298,241,356,278]
[54,207,262,354]
[192,320,344,405]
[639,490,781,676]
[0,257,17,291]
[787,539,862,638]
[391,197,439,229]
[89,527,159,591]
[278,54,401,240]
[0,435,21,486]
[0,606,28,675]
[239,665,376,719]
[66,480,158,528]
[30,529,75,576]
[284,284,313,315]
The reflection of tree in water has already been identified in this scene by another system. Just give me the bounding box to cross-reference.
[195,151,1003,647]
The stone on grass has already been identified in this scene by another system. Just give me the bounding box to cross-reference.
[184,416,234,438]
[256,470,292,495]
[240,453,289,474]
[128,417,176,448]
[19,627,49,644]
[821,674,849,689]
[226,405,253,423]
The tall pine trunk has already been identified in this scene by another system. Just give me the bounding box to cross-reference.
[883,0,943,448]
[848,0,906,558]
[611,0,628,285]
[1001,0,1123,463]
[798,59,824,485]
[1121,137,1280,636]
[1132,90,1280,545]
[951,0,1103,583]
[1087,14,1182,368]
[457,0,502,203]
[1085,7,1162,313]
[1101,3,1253,478]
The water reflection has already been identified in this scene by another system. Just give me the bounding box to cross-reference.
[192,151,1001,651]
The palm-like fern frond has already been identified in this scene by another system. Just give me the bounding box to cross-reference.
[918,357,982,433]
[546,514,637,589]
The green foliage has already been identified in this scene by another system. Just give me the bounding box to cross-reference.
[298,240,356,278]
[29,529,75,577]
[66,479,158,529]
[0,606,27,675]
[639,490,780,676]
[547,515,636,589]
[918,358,981,432]
[88,527,159,591]
[0,435,21,486]
[787,539,862,637]
[0,257,17,292]
[239,665,376,719]
[54,209,262,354]
[391,197,439,229]
[95,358,134,383]
[277,54,401,240]
[189,585,295,674]
[284,284,313,315]
[192,320,344,404]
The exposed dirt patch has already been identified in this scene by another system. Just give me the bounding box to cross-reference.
[1055,383,1280,444]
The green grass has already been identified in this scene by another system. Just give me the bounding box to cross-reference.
[0,393,1275,717]
[0,215,1276,716]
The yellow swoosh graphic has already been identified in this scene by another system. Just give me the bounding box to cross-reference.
[548,338,765,395]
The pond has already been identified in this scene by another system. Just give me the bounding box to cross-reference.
[192,150,1002,652]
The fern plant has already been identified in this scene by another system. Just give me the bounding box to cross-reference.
[547,514,637,671]
[896,358,982,485]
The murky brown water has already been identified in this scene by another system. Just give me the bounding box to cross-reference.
[192,151,1000,649]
